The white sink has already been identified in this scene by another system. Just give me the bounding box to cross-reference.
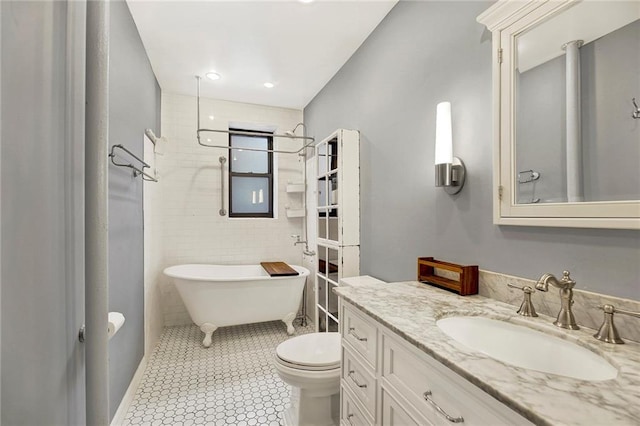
[436,316,618,381]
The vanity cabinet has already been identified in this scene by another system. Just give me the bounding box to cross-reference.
[339,300,533,426]
[314,129,360,333]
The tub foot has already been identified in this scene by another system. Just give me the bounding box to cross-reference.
[282,312,296,335]
[200,323,218,348]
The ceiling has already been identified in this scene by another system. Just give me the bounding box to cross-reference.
[127,0,398,110]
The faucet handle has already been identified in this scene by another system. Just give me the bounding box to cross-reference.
[507,283,531,292]
[594,304,640,344]
[599,304,640,319]
[507,283,538,317]
[561,270,576,287]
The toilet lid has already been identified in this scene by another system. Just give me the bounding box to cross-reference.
[276,332,341,369]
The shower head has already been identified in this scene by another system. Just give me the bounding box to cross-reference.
[286,122,307,137]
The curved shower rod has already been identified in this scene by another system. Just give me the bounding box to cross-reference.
[195,76,315,155]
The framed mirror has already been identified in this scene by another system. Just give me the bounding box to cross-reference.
[478,0,640,229]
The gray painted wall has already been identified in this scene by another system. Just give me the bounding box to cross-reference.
[1,1,86,424]
[304,1,640,301]
[108,0,160,418]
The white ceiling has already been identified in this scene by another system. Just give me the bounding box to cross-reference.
[127,0,398,110]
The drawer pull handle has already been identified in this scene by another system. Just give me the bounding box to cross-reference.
[348,370,367,388]
[346,413,356,426]
[348,327,368,342]
[423,391,464,423]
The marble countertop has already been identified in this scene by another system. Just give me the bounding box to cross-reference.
[334,278,640,426]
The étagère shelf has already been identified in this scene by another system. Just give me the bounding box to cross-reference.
[315,129,360,333]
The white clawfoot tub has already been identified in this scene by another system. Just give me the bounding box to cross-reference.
[164,264,309,347]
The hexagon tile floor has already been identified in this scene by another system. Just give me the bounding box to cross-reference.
[122,320,313,426]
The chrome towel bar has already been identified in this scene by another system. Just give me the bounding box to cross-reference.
[109,144,158,182]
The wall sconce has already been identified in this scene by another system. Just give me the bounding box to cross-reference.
[434,101,466,194]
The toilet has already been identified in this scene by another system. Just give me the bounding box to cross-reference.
[274,332,342,426]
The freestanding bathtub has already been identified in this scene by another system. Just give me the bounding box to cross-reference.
[164,264,309,347]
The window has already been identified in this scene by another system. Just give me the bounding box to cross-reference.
[228,129,274,218]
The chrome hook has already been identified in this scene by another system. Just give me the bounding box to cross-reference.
[633,98,640,119]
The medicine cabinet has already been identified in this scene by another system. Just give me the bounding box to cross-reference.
[478,0,640,229]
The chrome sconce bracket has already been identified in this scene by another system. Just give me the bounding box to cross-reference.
[435,157,466,195]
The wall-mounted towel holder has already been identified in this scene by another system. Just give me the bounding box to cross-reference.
[109,144,158,182]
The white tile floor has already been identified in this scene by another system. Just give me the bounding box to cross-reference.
[122,320,313,426]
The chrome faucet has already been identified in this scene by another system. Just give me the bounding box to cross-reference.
[535,270,579,330]
[290,235,316,256]
[291,234,305,245]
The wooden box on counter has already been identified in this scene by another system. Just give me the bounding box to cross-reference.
[417,257,478,296]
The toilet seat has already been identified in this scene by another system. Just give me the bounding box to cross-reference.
[276,332,341,371]
[275,355,340,371]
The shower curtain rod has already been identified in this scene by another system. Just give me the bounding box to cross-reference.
[197,128,316,154]
[195,76,315,155]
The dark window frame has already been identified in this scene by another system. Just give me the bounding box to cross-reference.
[228,129,274,218]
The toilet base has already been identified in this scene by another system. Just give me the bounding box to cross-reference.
[282,387,338,426]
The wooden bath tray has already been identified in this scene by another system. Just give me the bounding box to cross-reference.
[417,257,478,296]
[261,262,299,277]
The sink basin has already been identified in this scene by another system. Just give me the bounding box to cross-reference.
[437,316,617,381]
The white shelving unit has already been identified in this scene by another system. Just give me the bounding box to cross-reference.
[314,129,360,333]
[286,182,305,193]
[285,207,305,218]
[285,180,306,218]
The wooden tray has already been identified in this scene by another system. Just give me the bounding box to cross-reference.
[261,262,299,277]
[417,257,478,296]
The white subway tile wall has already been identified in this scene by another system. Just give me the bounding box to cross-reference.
[150,93,305,328]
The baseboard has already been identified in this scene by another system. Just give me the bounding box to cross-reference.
[110,356,147,426]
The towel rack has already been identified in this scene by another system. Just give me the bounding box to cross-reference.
[109,144,158,182]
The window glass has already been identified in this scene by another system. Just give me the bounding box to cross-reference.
[230,135,269,173]
[230,177,270,214]
[229,130,273,217]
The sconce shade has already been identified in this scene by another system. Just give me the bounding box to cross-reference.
[435,101,453,165]
[434,101,465,194]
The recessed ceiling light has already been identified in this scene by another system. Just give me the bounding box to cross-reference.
[206,72,221,81]
[298,0,314,3]
[208,115,215,120]
[264,82,275,88]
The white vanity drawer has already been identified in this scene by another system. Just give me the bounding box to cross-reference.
[381,331,533,426]
[341,385,373,426]
[381,387,433,426]
[342,302,377,368]
[342,346,376,418]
